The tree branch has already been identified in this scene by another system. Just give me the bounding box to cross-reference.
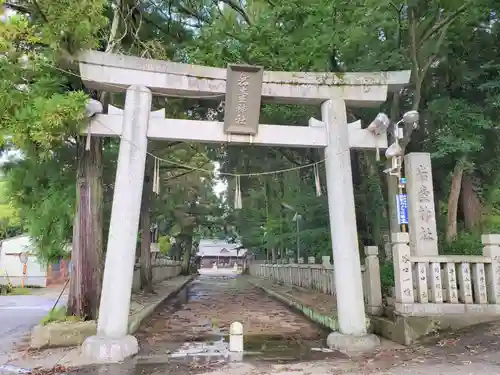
[420,2,471,46]
[219,0,252,25]
[273,149,301,166]
[31,0,49,23]
[5,2,31,13]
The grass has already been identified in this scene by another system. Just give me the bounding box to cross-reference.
[8,287,32,295]
[40,306,82,326]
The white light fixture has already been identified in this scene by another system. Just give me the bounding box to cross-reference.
[402,110,419,125]
[385,142,403,158]
[367,113,390,135]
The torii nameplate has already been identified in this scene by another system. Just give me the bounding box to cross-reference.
[224,64,264,136]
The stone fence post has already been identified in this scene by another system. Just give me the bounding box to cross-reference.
[322,256,331,266]
[392,232,414,304]
[364,246,382,315]
[482,234,500,304]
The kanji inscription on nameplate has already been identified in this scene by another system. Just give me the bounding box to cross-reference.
[224,64,264,135]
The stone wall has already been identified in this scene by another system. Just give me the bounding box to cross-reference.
[249,246,383,316]
[391,232,500,315]
[46,260,70,286]
[132,259,182,293]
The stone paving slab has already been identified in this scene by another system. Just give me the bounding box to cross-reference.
[247,277,337,314]
[247,277,340,330]
[135,275,329,356]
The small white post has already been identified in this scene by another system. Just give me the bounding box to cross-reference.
[229,322,244,353]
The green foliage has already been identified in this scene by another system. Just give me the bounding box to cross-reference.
[158,235,171,255]
[380,262,395,297]
[0,0,108,263]
[439,231,482,256]
[8,287,31,295]
[425,98,493,161]
[3,149,76,263]
[40,306,82,325]
[0,180,22,239]
[0,283,12,295]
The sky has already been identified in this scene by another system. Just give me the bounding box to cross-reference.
[213,162,228,197]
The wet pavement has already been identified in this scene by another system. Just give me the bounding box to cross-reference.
[12,277,500,374]
[134,275,337,361]
[0,292,66,367]
[58,318,500,374]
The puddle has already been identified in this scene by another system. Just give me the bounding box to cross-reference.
[0,364,32,374]
[241,334,343,362]
[137,334,341,365]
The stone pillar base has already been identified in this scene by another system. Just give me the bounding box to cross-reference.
[82,335,138,363]
[326,332,380,355]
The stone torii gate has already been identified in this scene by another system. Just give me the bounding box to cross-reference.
[77,50,410,361]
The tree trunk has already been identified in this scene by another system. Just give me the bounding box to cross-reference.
[446,162,465,243]
[271,248,276,263]
[139,157,154,293]
[181,234,193,274]
[461,173,483,233]
[67,138,104,320]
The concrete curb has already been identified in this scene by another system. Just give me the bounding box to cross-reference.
[128,275,194,334]
[248,278,371,332]
[30,275,195,349]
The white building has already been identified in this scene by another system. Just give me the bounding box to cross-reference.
[197,239,247,268]
[0,234,47,287]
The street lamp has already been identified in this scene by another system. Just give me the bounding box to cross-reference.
[281,202,302,262]
[379,110,420,233]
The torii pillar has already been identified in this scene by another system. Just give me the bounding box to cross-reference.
[82,85,152,361]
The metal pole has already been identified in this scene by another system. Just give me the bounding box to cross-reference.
[393,120,408,234]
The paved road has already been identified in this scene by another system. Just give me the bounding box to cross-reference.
[0,293,66,366]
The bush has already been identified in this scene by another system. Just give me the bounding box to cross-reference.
[380,261,394,297]
[0,283,12,295]
[440,231,482,256]
[40,306,81,325]
[158,235,171,255]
